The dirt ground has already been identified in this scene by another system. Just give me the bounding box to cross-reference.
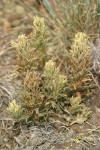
[0,1,100,150]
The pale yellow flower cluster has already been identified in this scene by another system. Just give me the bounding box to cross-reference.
[33,16,46,40]
[11,34,30,53]
[7,99,22,118]
[71,32,90,56]
[58,75,67,88]
[44,60,57,78]
[44,60,67,97]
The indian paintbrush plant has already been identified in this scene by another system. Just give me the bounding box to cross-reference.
[7,99,23,119]
[68,32,92,94]
[7,16,93,126]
